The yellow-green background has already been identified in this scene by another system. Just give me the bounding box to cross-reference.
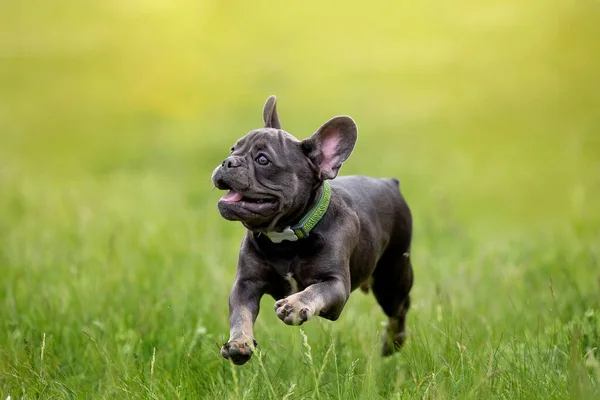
[1,1,599,398]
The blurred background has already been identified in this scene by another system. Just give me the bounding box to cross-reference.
[1,1,599,395]
[2,0,598,234]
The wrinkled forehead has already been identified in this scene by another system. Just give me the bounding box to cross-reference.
[234,128,300,153]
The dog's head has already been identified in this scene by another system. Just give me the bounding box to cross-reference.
[211,96,358,231]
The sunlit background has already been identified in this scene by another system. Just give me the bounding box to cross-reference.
[2,1,599,228]
[1,0,599,397]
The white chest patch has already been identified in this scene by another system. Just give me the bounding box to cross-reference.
[285,272,299,294]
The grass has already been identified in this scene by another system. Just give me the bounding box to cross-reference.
[1,0,599,398]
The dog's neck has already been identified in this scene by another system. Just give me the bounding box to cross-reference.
[259,181,331,243]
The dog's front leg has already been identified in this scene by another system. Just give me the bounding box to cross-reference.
[220,279,264,365]
[274,278,349,325]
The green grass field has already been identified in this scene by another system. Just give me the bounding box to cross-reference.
[1,1,599,398]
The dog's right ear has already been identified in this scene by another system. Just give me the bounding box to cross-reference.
[263,95,282,129]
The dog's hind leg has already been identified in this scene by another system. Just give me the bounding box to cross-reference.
[371,249,413,356]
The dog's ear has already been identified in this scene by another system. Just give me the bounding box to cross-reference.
[263,95,282,129]
[302,116,358,180]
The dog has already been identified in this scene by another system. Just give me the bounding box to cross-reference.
[211,96,413,365]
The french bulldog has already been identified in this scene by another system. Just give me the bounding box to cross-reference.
[211,96,413,365]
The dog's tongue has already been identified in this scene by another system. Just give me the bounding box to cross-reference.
[221,190,243,202]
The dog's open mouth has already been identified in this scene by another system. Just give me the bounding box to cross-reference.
[220,189,276,205]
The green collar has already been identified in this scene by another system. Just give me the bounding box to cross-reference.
[263,181,331,243]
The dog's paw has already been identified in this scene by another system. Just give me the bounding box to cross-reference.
[381,331,406,357]
[220,337,257,365]
[274,295,314,325]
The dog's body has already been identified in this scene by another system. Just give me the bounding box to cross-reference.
[212,96,413,365]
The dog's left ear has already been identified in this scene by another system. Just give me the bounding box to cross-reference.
[302,116,358,180]
[263,95,282,129]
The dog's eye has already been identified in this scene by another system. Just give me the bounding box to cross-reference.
[230,147,235,154]
[255,154,270,166]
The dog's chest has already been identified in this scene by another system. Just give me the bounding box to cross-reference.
[269,259,311,297]
[255,236,324,298]
[284,272,300,294]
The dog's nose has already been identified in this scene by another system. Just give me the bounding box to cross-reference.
[222,156,242,168]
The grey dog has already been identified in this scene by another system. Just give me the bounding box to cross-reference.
[211,96,413,365]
